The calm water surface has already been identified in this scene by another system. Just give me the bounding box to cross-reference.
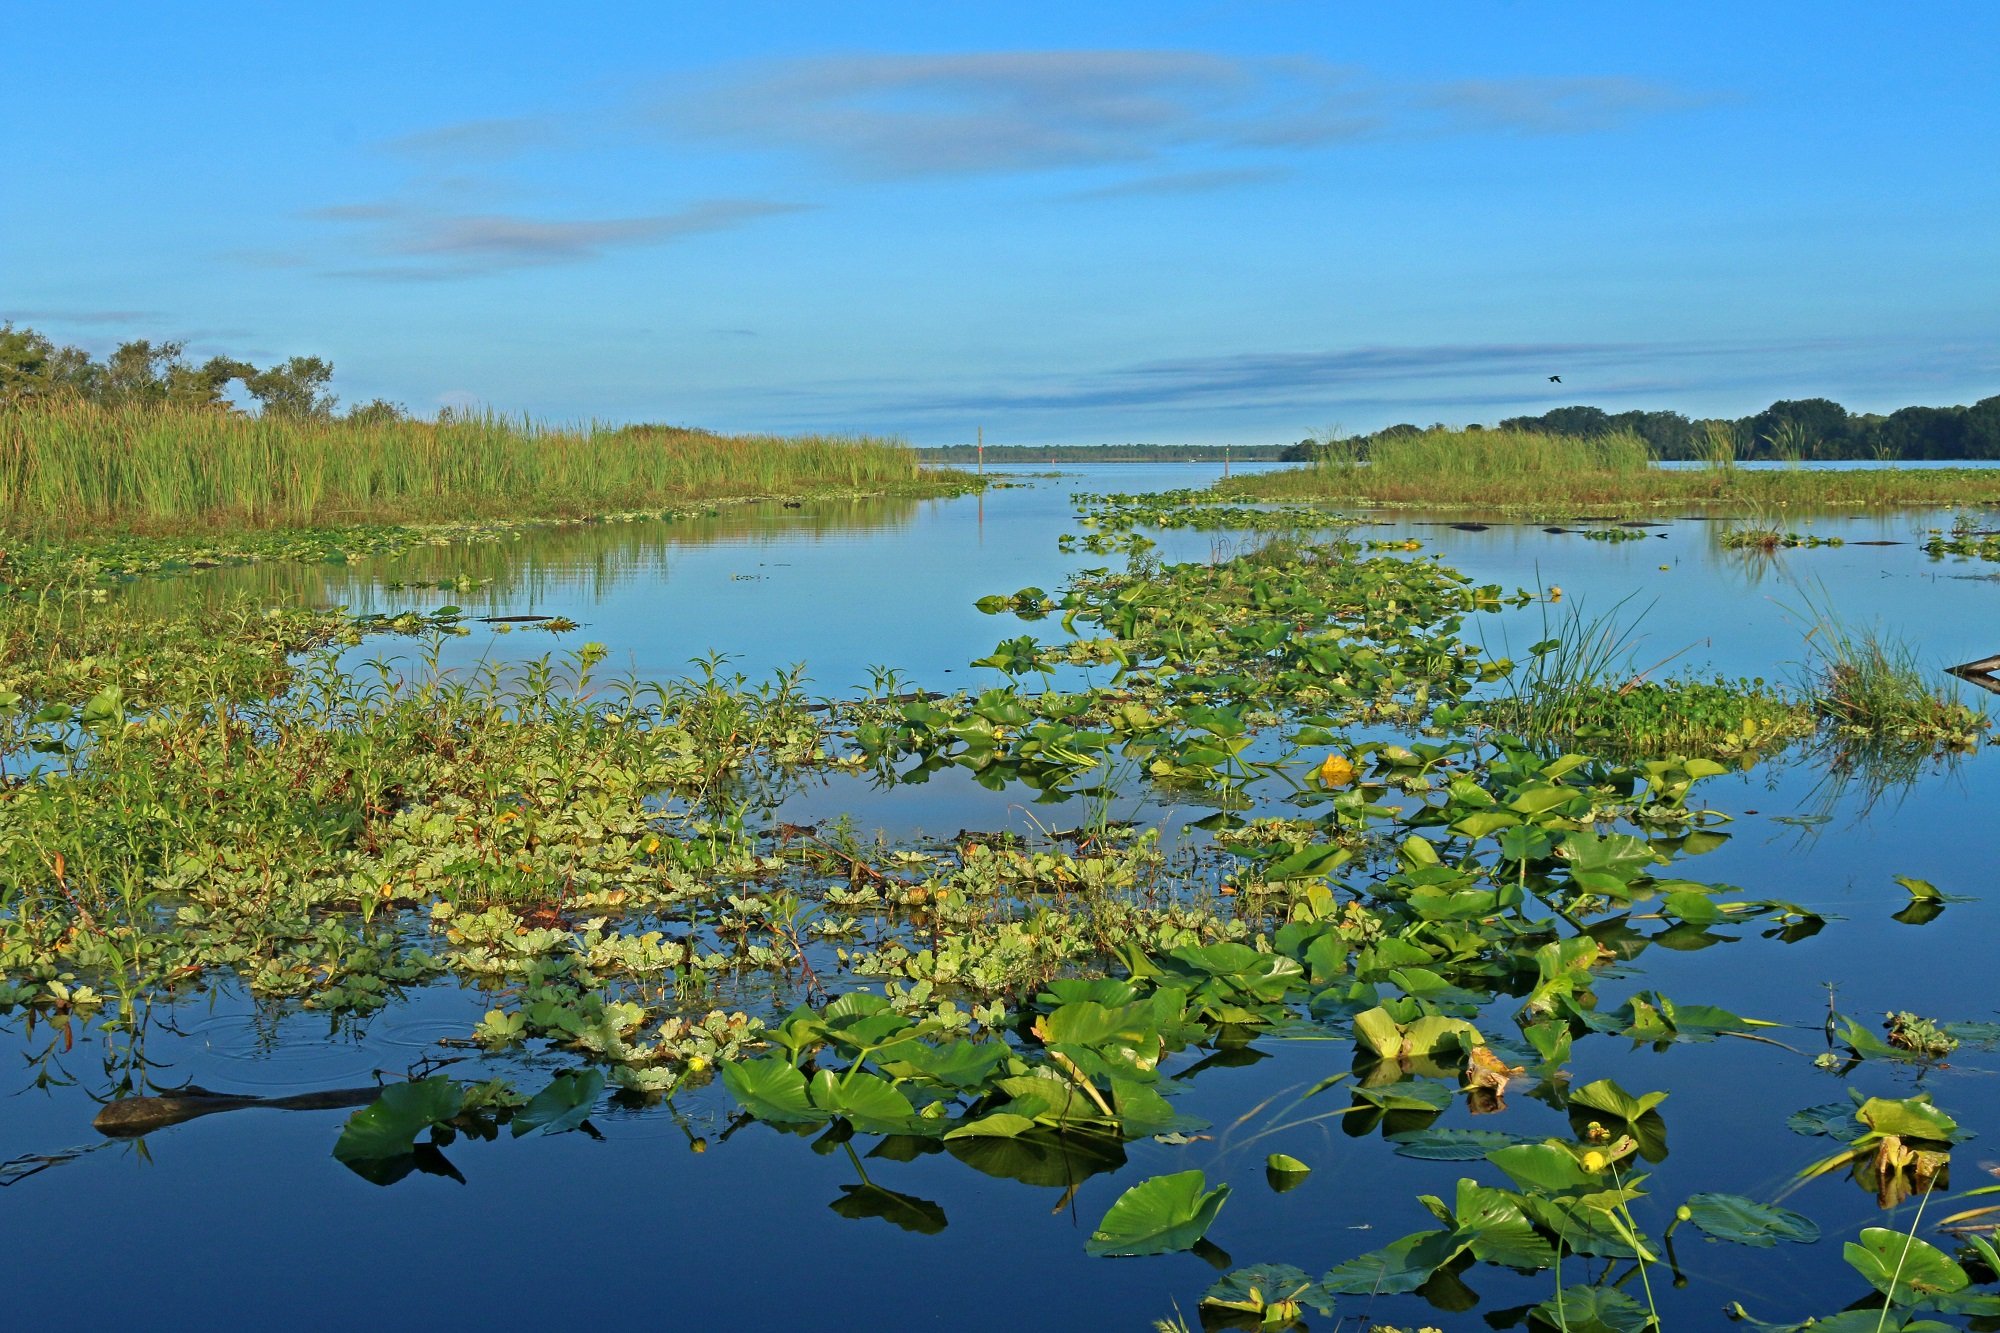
[6,464,1998,1328]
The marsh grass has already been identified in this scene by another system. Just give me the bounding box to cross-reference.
[1223,427,2000,510]
[1478,594,1809,757]
[0,401,938,536]
[1802,612,1988,750]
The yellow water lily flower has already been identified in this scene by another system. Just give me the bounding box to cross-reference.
[1580,1149,1609,1172]
[1317,753,1357,786]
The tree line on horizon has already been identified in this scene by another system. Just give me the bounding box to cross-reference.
[1289,393,2000,462]
[10,321,1993,462]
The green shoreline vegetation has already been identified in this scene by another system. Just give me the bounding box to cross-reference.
[0,323,969,540]
[5,336,2000,1325]
[0,399,953,537]
[1212,426,2000,511]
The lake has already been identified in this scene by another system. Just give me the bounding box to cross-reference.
[4,463,1997,1329]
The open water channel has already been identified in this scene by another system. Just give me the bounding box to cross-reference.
[6,464,2000,1328]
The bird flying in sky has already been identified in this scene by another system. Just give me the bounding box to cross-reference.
[1548,375,1562,383]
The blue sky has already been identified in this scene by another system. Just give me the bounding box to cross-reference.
[7,3,1997,444]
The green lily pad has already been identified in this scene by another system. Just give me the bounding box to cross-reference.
[1788,1101,1859,1138]
[1530,1284,1654,1332]
[1683,1192,1820,1247]
[720,1056,825,1124]
[1085,1170,1230,1257]
[1201,1264,1337,1319]
[1845,1227,1969,1305]
[333,1078,464,1163]
[1388,1127,1536,1160]
[1321,1230,1455,1295]
[1569,1078,1669,1124]
[511,1069,605,1138]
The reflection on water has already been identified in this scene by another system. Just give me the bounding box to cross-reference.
[117,494,931,617]
[8,462,2000,1327]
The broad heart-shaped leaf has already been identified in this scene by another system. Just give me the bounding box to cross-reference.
[1389,1127,1537,1160]
[1085,1170,1230,1257]
[1857,1095,1962,1143]
[1448,1179,1557,1270]
[1202,1265,1337,1319]
[873,1038,1010,1091]
[1845,1227,1970,1306]
[333,1078,465,1163]
[1265,1153,1310,1175]
[1683,1192,1820,1247]
[1664,889,1723,925]
[1350,1006,1479,1060]
[1351,1079,1455,1114]
[1529,1284,1654,1332]
[511,1069,605,1138]
[1891,875,1971,905]
[808,1069,927,1135]
[1569,1078,1668,1124]
[1489,1142,1597,1193]
[1451,809,1521,839]
[1789,1101,1860,1138]
[828,1183,948,1235]
[946,1127,1126,1188]
[1111,1077,1206,1139]
[944,1112,1036,1140]
[1264,842,1351,881]
[720,1056,826,1124]
[1321,1230,1457,1295]
[1352,1006,1404,1057]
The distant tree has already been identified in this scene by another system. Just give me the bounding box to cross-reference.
[245,356,337,420]
[344,398,406,427]
[1965,396,2000,459]
[0,323,96,404]
[1535,405,1614,437]
[1878,405,1966,460]
[97,339,184,407]
[1749,399,1852,459]
[167,355,255,410]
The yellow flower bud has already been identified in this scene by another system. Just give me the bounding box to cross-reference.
[1317,753,1357,787]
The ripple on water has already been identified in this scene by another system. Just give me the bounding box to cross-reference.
[162,987,490,1092]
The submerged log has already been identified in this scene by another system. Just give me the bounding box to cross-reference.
[1946,653,2000,696]
[92,1084,383,1137]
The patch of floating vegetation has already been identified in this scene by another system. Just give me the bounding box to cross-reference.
[1924,516,2000,562]
[1474,676,1815,762]
[4,485,1999,1329]
[1719,527,1846,550]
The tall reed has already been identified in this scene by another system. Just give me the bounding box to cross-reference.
[1223,427,2000,509]
[0,401,931,535]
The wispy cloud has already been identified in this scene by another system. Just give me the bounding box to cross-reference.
[309,199,809,279]
[645,51,1701,179]
[1064,166,1290,201]
[1421,77,1708,134]
[380,116,559,159]
[4,308,165,326]
[780,337,1888,424]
